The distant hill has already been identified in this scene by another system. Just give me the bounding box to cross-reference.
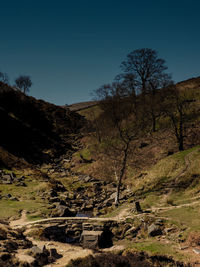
[66,101,98,112]
[176,76,200,90]
[0,82,84,167]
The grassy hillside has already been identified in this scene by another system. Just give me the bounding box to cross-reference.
[0,77,200,265]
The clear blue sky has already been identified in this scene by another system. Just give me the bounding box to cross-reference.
[0,0,200,105]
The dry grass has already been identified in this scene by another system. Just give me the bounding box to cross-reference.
[187,231,200,246]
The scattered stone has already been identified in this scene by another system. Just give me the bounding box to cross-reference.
[125,226,140,237]
[53,204,76,217]
[180,246,189,250]
[193,248,200,254]
[148,223,162,237]
[30,245,43,256]
[10,197,19,201]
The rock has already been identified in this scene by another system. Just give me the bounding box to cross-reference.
[0,227,7,240]
[52,204,75,217]
[125,226,140,237]
[48,197,60,203]
[49,248,61,260]
[66,192,75,200]
[15,182,26,187]
[180,246,189,250]
[16,252,35,266]
[0,252,11,261]
[135,201,142,212]
[49,189,58,197]
[30,245,43,256]
[82,223,93,231]
[193,248,200,254]
[148,223,162,237]
[4,193,12,199]
[81,230,103,249]
[155,219,163,225]
[4,240,18,251]
[59,199,67,206]
[164,227,175,234]
[10,196,19,201]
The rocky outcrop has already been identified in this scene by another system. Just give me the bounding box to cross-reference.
[0,220,61,266]
[46,174,133,217]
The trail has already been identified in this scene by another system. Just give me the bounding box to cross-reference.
[10,210,27,228]
[161,150,195,201]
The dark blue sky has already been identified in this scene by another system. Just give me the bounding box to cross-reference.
[0,0,200,105]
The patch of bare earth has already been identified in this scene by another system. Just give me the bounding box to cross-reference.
[9,210,27,228]
[29,239,93,267]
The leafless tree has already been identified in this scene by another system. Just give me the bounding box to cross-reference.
[93,82,149,205]
[161,85,194,151]
[0,72,9,84]
[121,48,169,95]
[15,75,32,94]
[120,48,172,131]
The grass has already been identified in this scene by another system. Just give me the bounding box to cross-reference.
[173,146,200,162]
[0,178,50,219]
[128,239,189,262]
[102,203,129,218]
[0,199,47,219]
[141,193,162,209]
[159,205,200,231]
[131,146,200,199]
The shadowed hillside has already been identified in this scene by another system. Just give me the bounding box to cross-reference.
[0,82,84,166]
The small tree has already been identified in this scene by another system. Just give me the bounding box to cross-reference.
[15,75,32,94]
[0,72,9,84]
[94,82,149,205]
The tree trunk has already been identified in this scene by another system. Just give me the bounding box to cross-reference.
[114,142,129,206]
[179,137,184,151]
[178,110,184,151]
[152,114,156,132]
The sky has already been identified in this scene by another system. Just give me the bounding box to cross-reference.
[0,0,200,105]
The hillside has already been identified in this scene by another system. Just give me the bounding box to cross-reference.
[0,82,85,167]
[1,77,200,266]
[66,100,98,112]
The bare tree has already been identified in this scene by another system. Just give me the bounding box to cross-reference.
[121,48,169,95]
[161,85,194,151]
[15,75,32,94]
[0,72,9,84]
[93,82,149,205]
[146,73,172,132]
[120,48,172,131]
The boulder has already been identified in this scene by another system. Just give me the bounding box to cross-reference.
[81,230,103,249]
[148,223,162,237]
[52,204,76,217]
[125,226,140,237]
[30,245,43,256]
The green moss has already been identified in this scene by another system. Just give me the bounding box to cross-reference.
[128,240,186,261]
[0,199,48,219]
[172,146,199,162]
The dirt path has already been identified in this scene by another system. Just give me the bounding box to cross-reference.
[152,199,200,212]
[9,210,27,228]
[160,150,196,202]
[29,239,93,267]
[174,150,195,183]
